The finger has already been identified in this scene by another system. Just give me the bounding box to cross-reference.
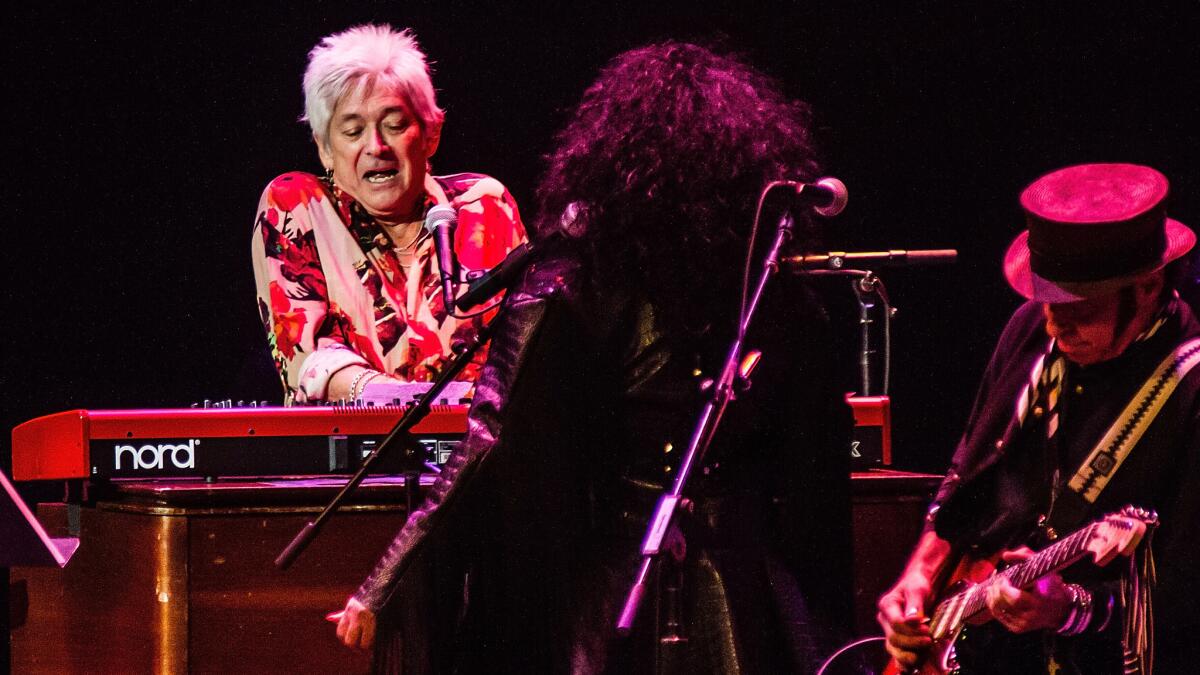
[1001,603,1034,634]
[989,581,1031,630]
[1000,582,1023,607]
[325,610,344,623]
[990,577,1022,603]
[1000,546,1034,563]
[361,615,376,650]
[902,588,926,619]
[1007,588,1037,613]
[986,581,1013,618]
[986,581,1001,610]
[877,592,910,624]
[879,609,929,637]
[990,605,1015,630]
[336,614,348,641]
[884,641,922,669]
[344,622,362,649]
[888,631,933,651]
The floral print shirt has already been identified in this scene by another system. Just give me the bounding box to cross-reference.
[251,171,526,404]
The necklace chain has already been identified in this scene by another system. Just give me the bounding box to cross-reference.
[391,225,426,251]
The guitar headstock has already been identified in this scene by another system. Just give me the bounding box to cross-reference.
[1086,505,1158,567]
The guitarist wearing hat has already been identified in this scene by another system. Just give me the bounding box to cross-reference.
[877,163,1200,674]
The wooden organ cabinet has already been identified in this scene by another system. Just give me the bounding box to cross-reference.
[7,405,938,672]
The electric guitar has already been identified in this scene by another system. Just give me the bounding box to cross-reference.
[882,505,1157,675]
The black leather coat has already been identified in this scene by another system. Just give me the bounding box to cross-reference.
[356,246,855,674]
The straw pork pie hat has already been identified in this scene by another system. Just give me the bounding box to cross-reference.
[1003,163,1195,303]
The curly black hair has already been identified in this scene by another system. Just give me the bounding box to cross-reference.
[536,41,822,333]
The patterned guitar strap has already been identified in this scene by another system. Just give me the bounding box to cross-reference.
[1015,300,1200,675]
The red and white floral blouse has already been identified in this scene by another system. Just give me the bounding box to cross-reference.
[251,170,526,404]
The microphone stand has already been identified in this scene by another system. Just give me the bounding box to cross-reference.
[804,269,894,397]
[850,271,892,396]
[793,248,957,396]
[275,322,492,570]
[616,211,796,634]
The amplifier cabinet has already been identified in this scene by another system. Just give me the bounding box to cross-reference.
[847,396,892,469]
[849,469,941,634]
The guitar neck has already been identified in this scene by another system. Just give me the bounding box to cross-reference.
[1005,525,1096,588]
[931,523,1097,632]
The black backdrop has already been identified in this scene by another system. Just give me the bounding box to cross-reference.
[5,1,1200,478]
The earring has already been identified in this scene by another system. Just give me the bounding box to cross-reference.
[323,167,334,185]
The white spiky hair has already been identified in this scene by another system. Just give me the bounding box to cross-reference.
[302,24,444,145]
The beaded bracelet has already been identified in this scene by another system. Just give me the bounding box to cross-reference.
[347,368,378,402]
[356,371,383,400]
[1057,583,1094,635]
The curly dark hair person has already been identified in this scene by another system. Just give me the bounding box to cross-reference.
[536,41,822,334]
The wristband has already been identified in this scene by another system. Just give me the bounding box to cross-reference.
[1057,583,1093,635]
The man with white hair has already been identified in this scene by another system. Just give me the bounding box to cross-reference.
[252,24,526,405]
[250,24,526,673]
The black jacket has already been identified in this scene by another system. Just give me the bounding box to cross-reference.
[356,246,855,674]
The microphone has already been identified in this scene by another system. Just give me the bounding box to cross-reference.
[790,177,848,217]
[425,204,458,311]
[784,249,958,271]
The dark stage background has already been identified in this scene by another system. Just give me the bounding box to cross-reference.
[4,3,1199,480]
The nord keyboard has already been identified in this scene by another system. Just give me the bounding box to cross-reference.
[11,406,467,481]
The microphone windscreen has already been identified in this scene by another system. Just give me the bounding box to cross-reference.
[425,204,457,231]
[814,177,848,217]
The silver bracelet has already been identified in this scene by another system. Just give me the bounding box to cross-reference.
[347,368,378,402]
[1057,583,1093,635]
[356,371,383,400]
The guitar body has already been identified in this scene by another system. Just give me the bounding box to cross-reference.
[878,555,997,675]
[880,556,996,675]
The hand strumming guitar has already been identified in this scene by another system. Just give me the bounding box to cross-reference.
[877,531,951,670]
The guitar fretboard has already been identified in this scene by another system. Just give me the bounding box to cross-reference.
[928,523,1098,638]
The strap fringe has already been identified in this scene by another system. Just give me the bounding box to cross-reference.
[1121,528,1156,675]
